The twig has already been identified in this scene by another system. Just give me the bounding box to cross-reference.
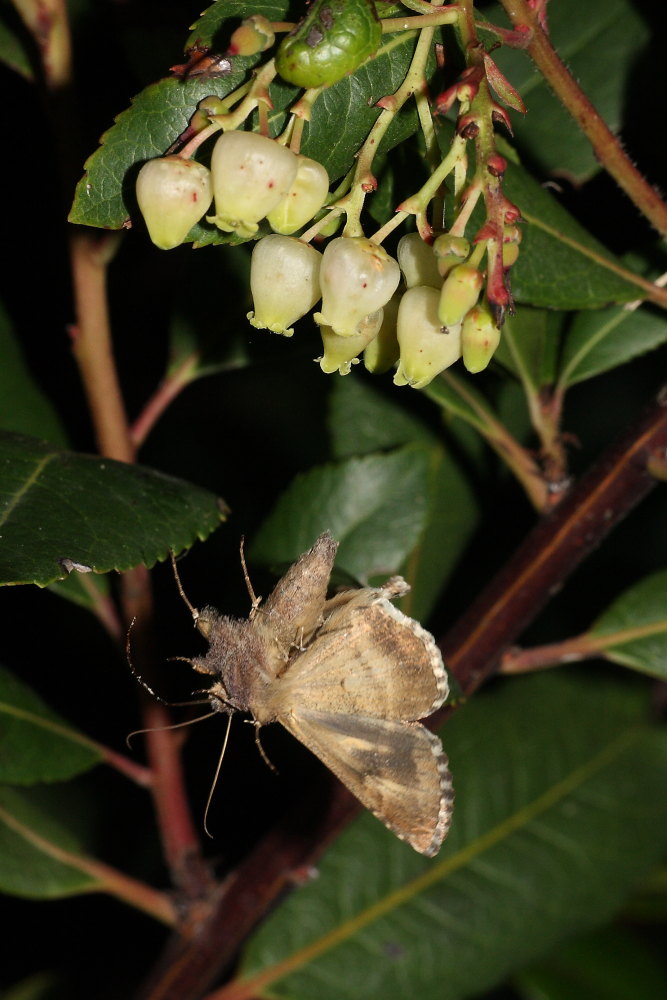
[439,384,667,691]
[0,800,176,925]
[498,0,667,237]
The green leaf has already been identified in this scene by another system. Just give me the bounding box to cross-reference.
[238,672,667,1000]
[251,446,431,584]
[0,785,100,898]
[0,665,101,784]
[166,243,253,379]
[514,925,667,1000]
[327,376,434,460]
[0,317,115,608]
[327,378,478,620]
[502,158,643,308]
[423,368,503,435]
[0,305,68,446]
[558,303,667,388]
[0,16,34,80]
[3,971,61,1000]
[494,306,564,392]
[0,431,226,587]
[46,570,112,615]
[488,0,651,183]
[590,570,667,679]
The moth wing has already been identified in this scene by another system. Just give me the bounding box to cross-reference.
[281,708,453,856]
[252,533,338,662]
[273,592,448,721]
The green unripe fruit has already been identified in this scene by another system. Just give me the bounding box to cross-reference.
[267,156,330,235]
[315,237,400,337]
[318,309,383,375]
[397,233,442,289]
[394,286,462,389]
[461,305,501,373]
[248,235,322,336]
[207,131,298,238]
[276,0,382,89]
[438,264,483,328]
[135,156,212,250]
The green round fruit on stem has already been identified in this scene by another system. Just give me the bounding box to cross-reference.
[276,0,382,89]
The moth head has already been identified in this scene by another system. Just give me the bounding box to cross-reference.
[206,681,233,715]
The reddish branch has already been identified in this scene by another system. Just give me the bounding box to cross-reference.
[497,0,667,238]
[137,387,667,999]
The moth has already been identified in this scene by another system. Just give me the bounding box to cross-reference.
[178,532,454,856]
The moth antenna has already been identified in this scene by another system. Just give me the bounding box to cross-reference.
[126,709,217,745]
[170,550,200,625]
[126,709,217,748]
[246,719,278,774]
[203,711,234,839]
[239,536,262,617]
[126,617,168,704]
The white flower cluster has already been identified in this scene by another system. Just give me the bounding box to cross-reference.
[136,131,501,386]
[250,231,501,385]
[135,131,329,249]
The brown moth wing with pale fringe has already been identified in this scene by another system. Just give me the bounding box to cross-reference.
[251,533,339,668]
[267,585,449,721]
[280,709,453,856]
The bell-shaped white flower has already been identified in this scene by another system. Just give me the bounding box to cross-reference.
[208,132,298,238]
[397,233,441,289]
[247,235,322,337]
[317,310,383,375]
[314,237,400,337]
[394,286,462,389]
[267,156,330,235]
[135,156,212,250]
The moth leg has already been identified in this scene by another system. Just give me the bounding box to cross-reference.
[245,719,278,773]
